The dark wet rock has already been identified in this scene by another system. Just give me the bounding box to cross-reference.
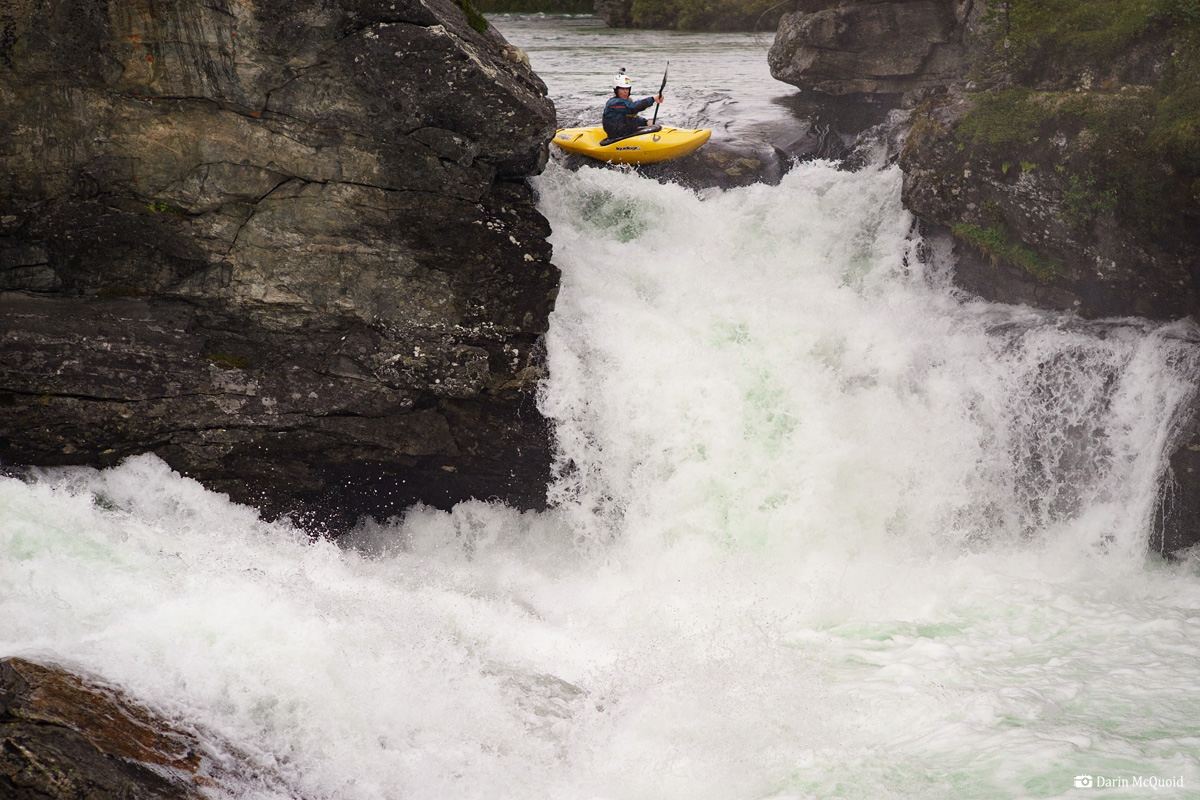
[0,657,295,800]
[899,86,1195,321]
[782,91,910,166]
[0,0,560,527]
[664,142,789,188]
[1156,419,1200,558]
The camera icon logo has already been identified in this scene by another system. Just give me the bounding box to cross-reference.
[1074,775,1094,788]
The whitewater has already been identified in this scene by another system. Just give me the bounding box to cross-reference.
[4,14,1200,800]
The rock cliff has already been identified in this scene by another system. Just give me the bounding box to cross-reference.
[0,0,560,527]
[770,1,1198,321]
[770,0,1200,552]
[899,59,1199,321]
[894,5,1200,554]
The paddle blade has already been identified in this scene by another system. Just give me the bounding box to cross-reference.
[652,61,668,125]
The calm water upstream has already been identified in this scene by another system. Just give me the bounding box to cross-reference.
[490,12,811,147]
[2,13,1200,800]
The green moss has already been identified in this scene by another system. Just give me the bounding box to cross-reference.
[203,352,253,370]
[981,0,1194,76]
[1152,66,1200,163]
[454,0,489,31]
[952,222,1062,282]
[1061,171,1119,228]
[955,24,1199,234]
[1158,0,1200,27]
[901,117,946,160]
[956,88,1047,148]
[145,200,184,214]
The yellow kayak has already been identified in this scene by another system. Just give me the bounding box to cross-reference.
[552,125,712,165]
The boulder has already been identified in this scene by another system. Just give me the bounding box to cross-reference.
[768,0,984,97]
[0,657,291,799]
[0,0,561,528]
[595,0,633,28]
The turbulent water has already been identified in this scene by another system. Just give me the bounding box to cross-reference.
[4,14,1200,800]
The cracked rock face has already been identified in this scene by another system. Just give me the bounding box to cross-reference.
[0,0,560,527]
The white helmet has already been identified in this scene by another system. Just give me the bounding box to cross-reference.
[613,72,632,90]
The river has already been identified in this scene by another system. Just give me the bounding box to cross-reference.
[2,13,1200,800]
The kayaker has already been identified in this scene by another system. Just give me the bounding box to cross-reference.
[602,71,663,139]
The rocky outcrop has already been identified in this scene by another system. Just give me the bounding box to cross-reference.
[0,0,560,527]
[887,13,1200,554]
[768,0,984,97]
[768,3,1200,321]
[769,0,1197,323]
[770,1,1200,553]
[595,0,633,28]
[0,657,292,799]
[898,87,1197,320]
[883,8,1199,553]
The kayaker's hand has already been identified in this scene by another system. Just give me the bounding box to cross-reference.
[654,94,664,104]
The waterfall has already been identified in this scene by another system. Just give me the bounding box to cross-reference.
[3,155,1200,800]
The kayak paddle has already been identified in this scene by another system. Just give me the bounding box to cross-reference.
[651,61,669,126]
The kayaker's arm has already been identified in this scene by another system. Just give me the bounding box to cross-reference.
[630,95,662,113]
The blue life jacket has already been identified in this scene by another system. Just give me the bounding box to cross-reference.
[603,95,655,138]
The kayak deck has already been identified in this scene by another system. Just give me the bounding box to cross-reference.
[552,125,711,165]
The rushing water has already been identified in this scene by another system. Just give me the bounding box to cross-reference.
[4,14,1200,800]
